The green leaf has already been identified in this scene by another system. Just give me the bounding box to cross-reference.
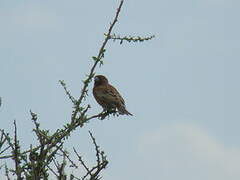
[92,56,99,61]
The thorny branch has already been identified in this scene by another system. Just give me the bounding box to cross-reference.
[70,0,124,123]
[0,0,125,161]
[0,0,154,179]
[0,1,123,179]
[13,120,22,180]
[106,33,155,44]
[0,130,10,155]
[73,131,108,180]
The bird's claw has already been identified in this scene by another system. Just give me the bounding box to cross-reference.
[98,109,118,120]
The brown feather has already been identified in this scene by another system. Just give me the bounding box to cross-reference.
[93,75,133,116]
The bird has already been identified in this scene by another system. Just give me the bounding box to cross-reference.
[93,75,133,116]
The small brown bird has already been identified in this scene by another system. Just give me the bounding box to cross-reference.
[93,75,133,116]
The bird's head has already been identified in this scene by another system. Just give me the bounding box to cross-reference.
[94,75,109,86]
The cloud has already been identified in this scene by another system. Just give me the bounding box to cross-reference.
[137,123,240,180]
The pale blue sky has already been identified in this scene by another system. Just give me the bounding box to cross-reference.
[0,0,240,179]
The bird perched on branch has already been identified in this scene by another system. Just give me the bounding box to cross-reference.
[93,75,133,116]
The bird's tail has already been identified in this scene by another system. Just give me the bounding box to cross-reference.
[117,106,133,116]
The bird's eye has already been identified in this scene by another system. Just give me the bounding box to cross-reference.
[94,76,99,82]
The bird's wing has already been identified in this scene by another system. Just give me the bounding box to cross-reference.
[95,85,125,106]
[107,85,125,106]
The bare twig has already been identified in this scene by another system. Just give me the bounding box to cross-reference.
[0,130,11,155]
[73,147,91,177]
[73,132,108,180]
[59,80,76,104]
[13,120,22,180]
[89,131,101,165]
[5,164,11,180]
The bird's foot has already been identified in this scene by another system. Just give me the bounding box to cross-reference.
[99,109,118,120]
